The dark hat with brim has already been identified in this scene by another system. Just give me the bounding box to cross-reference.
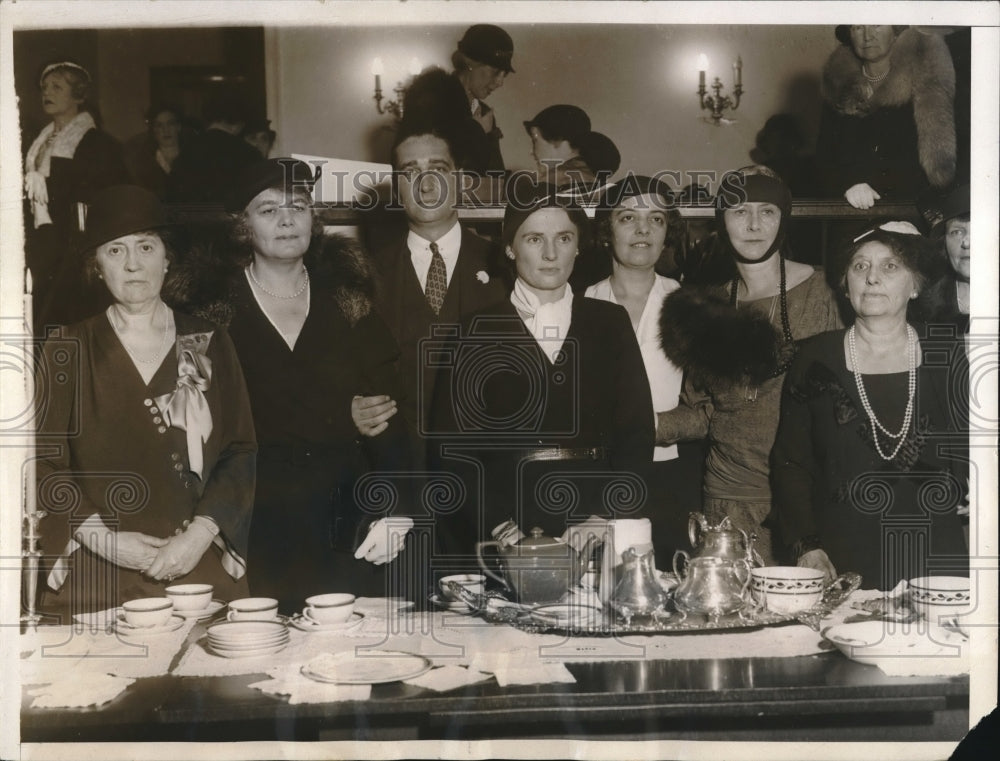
[917,184,970,236]
[458,24,515,73]
[502,176,590,249]
[225,158,318,213]
[523,104,591,145]
[81,185,169,252]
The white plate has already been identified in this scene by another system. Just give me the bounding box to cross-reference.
[534,603,606,628]
[429,594,475,613]
[210,641,288,658]
[823,621,967,667]
[207,620,286,637]
[208,631,289,647]
[301,650,432,684]
[113,615,185,637]
[289,612,365,632]
[174,599,226,620]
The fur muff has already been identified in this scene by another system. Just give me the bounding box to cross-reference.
[822,28,956,188]
[163,232,377,327]
[658,287,784,388]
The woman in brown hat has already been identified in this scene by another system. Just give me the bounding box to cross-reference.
[36,185,256,616]
[451,24,515,172]
[523,105,620,191]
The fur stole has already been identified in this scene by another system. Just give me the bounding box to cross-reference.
[658,287,785,388]
[164,233,377,328]
[821,28,956,188]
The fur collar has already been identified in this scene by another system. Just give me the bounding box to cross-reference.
[164,233,377,328]
[658,286,785,388]
[822,28,956,187]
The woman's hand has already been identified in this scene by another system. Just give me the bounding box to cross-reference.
[561,515,609,553]
[109,532,170,571]
[798,548,837,583]
[145,521,215,581]
[844,183,881,210]
[352,394,398,437]
[354,517,414,565]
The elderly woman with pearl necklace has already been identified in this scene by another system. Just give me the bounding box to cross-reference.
[772,221,969,590]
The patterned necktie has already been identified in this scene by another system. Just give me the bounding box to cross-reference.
[425,241,447,315]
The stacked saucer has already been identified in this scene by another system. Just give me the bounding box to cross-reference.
[206,620,289,658]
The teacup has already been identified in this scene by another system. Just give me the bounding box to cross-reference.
[439,574,485,602]
[304,593,355,624]
[122,597,174,628]
[227,597,279,622]
[909,576,971,626]
[165,583,213,611]
[751,566,825,615]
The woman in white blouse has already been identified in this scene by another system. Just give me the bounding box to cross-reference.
[429,180,655,555]
[586,176,702,560]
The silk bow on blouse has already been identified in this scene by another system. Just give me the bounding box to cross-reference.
[155,335,214,478]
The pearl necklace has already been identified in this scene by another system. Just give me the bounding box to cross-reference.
[848,324,917,461]
[861,63,890,99]
[109,302,171,365]
[248,263,309,299]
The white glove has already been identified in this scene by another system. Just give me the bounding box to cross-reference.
[354,516,414,565]
[844,183,881,210]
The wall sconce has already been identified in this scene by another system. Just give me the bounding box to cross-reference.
[372,57,423,120]
[697,54,743,125]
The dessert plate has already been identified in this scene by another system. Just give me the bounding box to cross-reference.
[301,650,431,684]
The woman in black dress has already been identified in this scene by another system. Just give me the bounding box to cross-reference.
[171,159,415,612]
[429,181,654,556]
[772,222,968,589]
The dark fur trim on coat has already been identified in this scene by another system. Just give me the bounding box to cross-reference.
[822,28,956,188]
[658,287,783,388]
[164,233,377,328]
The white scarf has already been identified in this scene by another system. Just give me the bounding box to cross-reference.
[510,278,574,364]
[24,111,96,228]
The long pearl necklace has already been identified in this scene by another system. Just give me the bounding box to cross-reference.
[848,324,917,461]
[109,302,171,365]
[248,262,309,299]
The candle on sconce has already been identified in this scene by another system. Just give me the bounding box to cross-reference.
[734,55,743,87]
[371,57,384,92]
[697,54,708,88]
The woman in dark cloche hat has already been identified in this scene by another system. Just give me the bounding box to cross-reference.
[36,184,256,617]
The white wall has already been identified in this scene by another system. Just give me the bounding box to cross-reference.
[269,24,836,187]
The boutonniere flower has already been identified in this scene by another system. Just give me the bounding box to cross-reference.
[476,270,490,284]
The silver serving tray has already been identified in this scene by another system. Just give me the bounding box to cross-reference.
[444,573,861,636]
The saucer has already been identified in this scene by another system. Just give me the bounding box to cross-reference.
[290,612,365,632]
[113,614,185,636]
[174,599,226,620]
[301,650,431,684]
[210,641,288,659]
[429,594,475,614]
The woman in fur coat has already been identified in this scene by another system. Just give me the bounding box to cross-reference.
[656,166,841,565]
[166,159,417,613]
[815,25,956,209]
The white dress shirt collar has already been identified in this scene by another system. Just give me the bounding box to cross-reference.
[408,222,462,290]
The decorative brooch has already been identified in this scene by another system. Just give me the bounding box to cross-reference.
[476,271,490,284]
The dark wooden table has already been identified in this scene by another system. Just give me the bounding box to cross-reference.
[21,647,968,743]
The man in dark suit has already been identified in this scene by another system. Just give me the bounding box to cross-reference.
[353,126,509,469]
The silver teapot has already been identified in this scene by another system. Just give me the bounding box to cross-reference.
[673,512,764,569]
[672,555,752,618]
[609,544,670,624]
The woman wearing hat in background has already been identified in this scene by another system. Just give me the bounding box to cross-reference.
[584,175,699,560]
[451,24,515,173]
[921,185,971,335]
[35,185,256,616]
[24,60,128,330]
[772,222,968,589]
[168,159,415,612]
[656,166,841,565]
[815,25,956,210]
[524,105,621,192]
[429,179,654,556]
